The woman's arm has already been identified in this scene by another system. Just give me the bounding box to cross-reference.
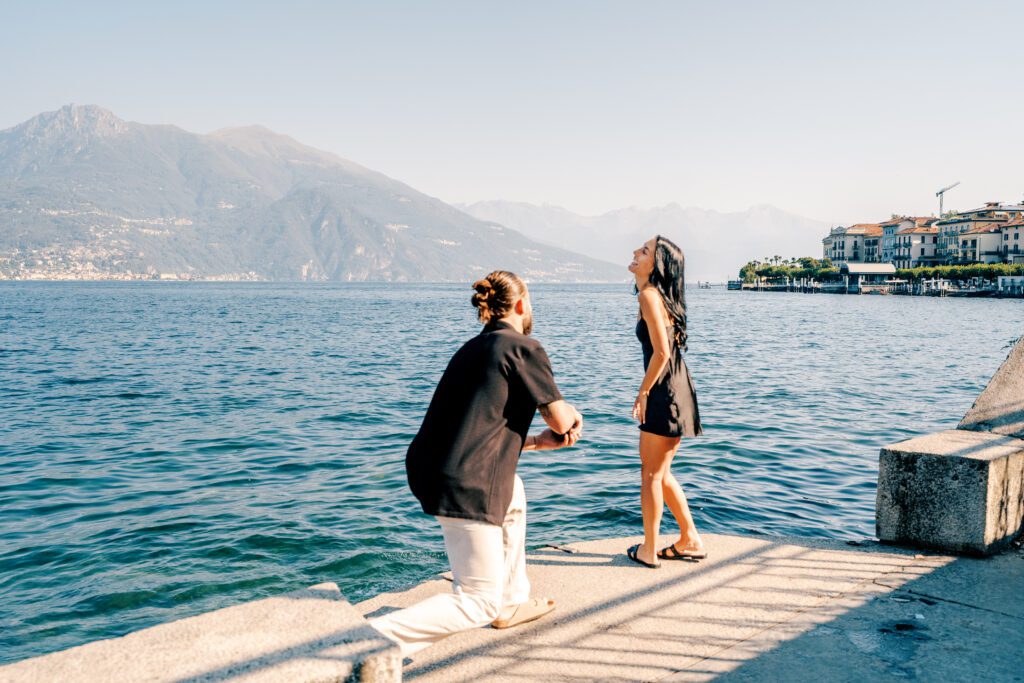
[633,288,672,423]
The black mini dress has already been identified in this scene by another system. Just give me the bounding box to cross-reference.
[637,319,702,438]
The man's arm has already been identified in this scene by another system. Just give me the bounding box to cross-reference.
[523,428,577,451]
[539,399,581,435]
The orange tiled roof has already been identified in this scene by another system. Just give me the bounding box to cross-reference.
[896,226,939,235]
[962,224,1004,235]
[843,223,882,235]
[1000,219,1024,228]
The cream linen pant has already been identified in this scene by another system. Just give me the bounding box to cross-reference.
[369,475,530,657]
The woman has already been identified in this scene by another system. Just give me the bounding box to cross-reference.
[626,235,705,568]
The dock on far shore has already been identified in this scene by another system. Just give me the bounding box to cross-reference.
[357,533,1024,682]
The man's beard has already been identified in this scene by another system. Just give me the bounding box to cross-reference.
[522,311,533,336]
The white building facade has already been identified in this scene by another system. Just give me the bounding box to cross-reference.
[893,227,939,269]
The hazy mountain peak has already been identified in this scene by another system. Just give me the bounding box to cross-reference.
[16,104,128,138]
[0,105,623,282]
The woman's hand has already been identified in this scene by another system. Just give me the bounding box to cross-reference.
[632,391,648,424]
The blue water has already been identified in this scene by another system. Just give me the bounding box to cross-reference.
[1,282,1020,663]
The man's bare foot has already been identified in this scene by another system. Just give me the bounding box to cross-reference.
[491,597,556,629]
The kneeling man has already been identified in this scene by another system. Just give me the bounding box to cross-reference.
[370,270,583,657]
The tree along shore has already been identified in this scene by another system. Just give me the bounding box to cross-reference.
[738,258,1024,284]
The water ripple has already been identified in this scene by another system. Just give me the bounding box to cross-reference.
[1,282,1020,664]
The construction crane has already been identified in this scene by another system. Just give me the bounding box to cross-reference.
[936,181,960,216]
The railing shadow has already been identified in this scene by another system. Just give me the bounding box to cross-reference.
[133,537,1020,682]
[711,551,1023,681]
[384,536,1017,682]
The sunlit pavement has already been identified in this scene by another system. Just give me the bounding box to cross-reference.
[358,533,1024,682]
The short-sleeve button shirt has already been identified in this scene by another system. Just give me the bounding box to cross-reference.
[406,320,564,525]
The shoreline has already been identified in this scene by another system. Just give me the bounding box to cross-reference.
[728,282,1024,298]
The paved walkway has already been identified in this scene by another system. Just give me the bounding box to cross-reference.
[357,533,1024,682]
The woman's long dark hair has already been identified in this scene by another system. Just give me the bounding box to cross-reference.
[647,235,688,352]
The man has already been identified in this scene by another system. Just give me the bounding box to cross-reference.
[369,270,583,657]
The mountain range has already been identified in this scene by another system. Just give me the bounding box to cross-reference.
[457,201,831,282]
[0,105,623,281]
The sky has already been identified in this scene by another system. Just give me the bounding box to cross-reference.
[1,0,1022,224]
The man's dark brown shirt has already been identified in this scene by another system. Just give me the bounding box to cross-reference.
[406,321,563,525]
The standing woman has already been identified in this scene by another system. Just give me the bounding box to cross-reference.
[626,235,705,568]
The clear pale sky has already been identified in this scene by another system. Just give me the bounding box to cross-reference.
[2,1,1021,224]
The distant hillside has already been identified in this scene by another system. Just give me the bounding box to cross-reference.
[0,105,623,281]
[458,201,831,282]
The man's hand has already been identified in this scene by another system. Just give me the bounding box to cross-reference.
[568,408,583,441]
[527,426,582,451]
[536,428,569,450]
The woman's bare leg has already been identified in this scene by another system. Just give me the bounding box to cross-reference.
[637,431,681,565]
[662,469,702,550]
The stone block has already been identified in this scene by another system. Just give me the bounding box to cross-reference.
[0,583,401,683]
[959,335,1024,438]
[877,429,1024,555]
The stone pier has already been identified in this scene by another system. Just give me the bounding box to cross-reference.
[876,334,1024,555]
[0,583,400,683]
[357,534,1024,681]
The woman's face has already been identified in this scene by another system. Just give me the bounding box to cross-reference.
[628,238,657,279]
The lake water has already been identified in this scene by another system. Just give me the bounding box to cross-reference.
[1,282,1021,663]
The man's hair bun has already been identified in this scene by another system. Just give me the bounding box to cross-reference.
[470,271,526,324]
[471,278,496,320]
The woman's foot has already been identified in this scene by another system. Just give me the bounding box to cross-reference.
[626,543,660,568]
[659,534,707,560]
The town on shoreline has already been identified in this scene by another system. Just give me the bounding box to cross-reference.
[731,201,1024,297]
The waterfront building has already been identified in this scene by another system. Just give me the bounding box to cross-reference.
[822,226,843,261]
[880,218,905,262]
[862,224,883,262]
[959,224,1005,264]
[822,223,880,262]
[893,225,939,269]
[878,217,934,263]
[1001,219,1024,264]
[838,262,896,293]
[935,202,1024,263]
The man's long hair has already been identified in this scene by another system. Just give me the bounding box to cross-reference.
[471,270,531,334]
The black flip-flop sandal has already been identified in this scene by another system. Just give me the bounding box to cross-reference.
[626,543,660,568]
[658,543,708,561]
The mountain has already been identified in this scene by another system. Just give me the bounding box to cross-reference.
[0,105,623,282]
[457,201,832,282]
